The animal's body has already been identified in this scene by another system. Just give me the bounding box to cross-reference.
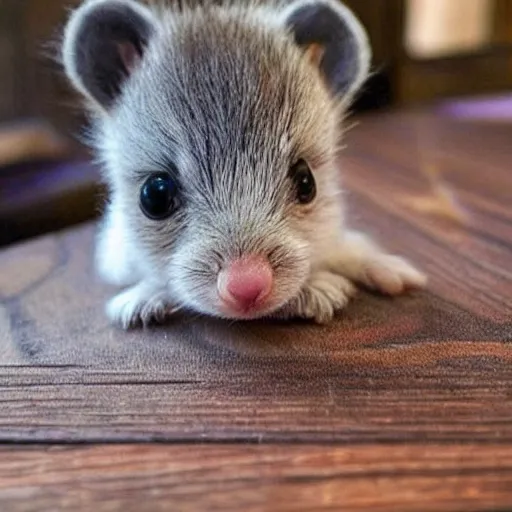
[61,0,426,328]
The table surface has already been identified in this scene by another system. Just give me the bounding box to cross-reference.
[0,106,511,511]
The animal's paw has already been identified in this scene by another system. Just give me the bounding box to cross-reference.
[106,284,178,329]
[273,271,357,324]
[329,230,427,297]
[359,254,427,296]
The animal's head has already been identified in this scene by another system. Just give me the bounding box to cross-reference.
[62,0,371,319]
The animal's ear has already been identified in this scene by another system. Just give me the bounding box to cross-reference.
[62,0,156,110]
[281,0,371,102]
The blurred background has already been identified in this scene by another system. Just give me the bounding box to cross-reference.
[1,0,512,247]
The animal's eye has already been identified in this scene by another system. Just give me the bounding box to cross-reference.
[140,173,179,220]
[290,159,316,204]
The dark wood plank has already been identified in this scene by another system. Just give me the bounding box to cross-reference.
[0,108,510,445]
[1,444,511,512]
[397,49,512,104]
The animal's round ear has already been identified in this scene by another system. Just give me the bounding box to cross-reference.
[62,0,156,110]
[281,0,371,103]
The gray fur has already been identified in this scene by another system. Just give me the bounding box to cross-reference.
[61,0,426,328]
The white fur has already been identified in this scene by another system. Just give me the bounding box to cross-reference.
[272,271,357,324]
[106,280,178,328]
[95,203,141,287]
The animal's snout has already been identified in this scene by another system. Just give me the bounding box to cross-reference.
[218,255,273,313]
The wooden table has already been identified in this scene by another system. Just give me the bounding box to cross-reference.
[0,107,511,511]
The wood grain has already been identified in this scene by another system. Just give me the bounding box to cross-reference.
[1,444,512,512]
[0,107,511,509]
[0,108,511,444]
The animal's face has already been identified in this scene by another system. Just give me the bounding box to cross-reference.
[62,0,371,319]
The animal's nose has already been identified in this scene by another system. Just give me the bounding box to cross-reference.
[218,255,273,312]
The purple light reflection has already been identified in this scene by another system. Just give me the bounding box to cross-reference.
[438,94,512,121]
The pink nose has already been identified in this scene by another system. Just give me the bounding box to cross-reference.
[218,256,273,312]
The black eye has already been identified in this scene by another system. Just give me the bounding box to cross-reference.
[290,159,316,204]
[140,173,179,220]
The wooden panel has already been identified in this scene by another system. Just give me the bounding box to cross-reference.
[0,0,84,131]
[493,0,512,44]
[1,444,511,512]
[18,0,79,128]
[343,0,406,65]
[0,108,510,444]
[0,0,23,121]
[397,49,512,104]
